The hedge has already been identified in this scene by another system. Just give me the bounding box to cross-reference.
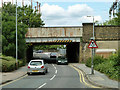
[1,55,26,72]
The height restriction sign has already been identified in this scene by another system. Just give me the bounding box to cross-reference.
[88,40,98,48]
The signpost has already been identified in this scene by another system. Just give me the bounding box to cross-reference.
[88,39,98,74]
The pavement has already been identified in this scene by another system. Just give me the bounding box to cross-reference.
[0,65,27,85]
[71,63,120,89]
[0,63,120,89]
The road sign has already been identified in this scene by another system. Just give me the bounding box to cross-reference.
[88,40,98,48]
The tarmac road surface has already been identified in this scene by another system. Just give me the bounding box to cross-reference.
[1,64,100,89]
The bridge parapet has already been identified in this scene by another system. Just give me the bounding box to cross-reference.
[26,27,83,38]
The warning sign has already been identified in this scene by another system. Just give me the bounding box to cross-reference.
[88,40,98,48]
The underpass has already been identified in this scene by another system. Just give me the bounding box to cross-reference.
[27,42,80,63]
[25,27,82,63]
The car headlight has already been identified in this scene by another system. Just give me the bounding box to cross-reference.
[58,61,61,62]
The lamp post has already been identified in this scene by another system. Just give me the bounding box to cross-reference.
[87,16,95,74]
[16,0,18,69]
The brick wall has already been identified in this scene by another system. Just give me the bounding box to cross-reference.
[82,23,120,42]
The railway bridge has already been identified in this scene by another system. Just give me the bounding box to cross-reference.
[26,23,120,62]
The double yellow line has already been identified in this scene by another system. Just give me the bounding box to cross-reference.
[70,65,100,88]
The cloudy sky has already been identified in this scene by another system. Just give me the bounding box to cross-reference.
[0,0,115,26]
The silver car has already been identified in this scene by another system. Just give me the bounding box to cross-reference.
[27,59,48,75]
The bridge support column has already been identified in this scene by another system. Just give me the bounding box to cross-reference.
[26,45,33,62]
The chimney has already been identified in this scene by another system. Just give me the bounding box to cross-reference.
[31,0,32,8]
[39,3,41,13]
[35,6,36,12]
[2,0,3,7]
[37,1,38,13]
[22,0,24,7]
[12,0,13,4]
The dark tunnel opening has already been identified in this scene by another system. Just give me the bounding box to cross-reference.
[26,42,80,63]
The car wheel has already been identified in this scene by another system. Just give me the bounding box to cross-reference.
[46,69,48,73]
[43,71,46,75]
[27,72,30,75]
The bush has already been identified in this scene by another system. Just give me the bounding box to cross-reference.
[95,60,118,80]
[1,55,25,72]
[85,57,91,67]
[85,55,105,67]
[85,51,120,81]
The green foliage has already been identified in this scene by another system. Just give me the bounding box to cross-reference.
[17,5,45,28]
[2,3,45,59]
[103,8,120,25]
[85,50,120,81]
[33,45,65,50]
[1,55,25,72]
[85,55,105,67]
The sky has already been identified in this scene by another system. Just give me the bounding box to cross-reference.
[0,0,116,26]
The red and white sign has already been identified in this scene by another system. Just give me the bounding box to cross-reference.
[88,40,98,48]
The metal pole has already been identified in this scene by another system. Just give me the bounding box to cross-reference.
[91,16,94,74]
[93,16,94,38]
[16,0,18,68]
[91,48,94,74]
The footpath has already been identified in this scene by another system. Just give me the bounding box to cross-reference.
[71,63,119,89]
[0,65,27,85]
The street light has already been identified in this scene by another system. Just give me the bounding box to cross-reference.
[16,0,18,69]
[87,16,95,74]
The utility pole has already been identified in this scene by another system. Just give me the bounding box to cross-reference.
[16,0,18,69]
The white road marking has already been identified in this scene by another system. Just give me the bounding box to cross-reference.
[54,66,56,70]
[52,64,57,70]
[55,70,57,74]
[52,64,54,67]
[50,75,56,80]
[38,83,47,89]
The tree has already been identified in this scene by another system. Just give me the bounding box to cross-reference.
[17,5,45,28]
[33,45,65,51]
[2,3,27,59]
[2,3,45,59]
[103,8,120,25]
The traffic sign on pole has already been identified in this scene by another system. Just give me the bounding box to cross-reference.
[88,40,98,48]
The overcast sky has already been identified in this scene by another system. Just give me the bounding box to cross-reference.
[0,0,115,26]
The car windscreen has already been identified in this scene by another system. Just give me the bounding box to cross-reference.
[50,53,57,56]
[30,61,42,66]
